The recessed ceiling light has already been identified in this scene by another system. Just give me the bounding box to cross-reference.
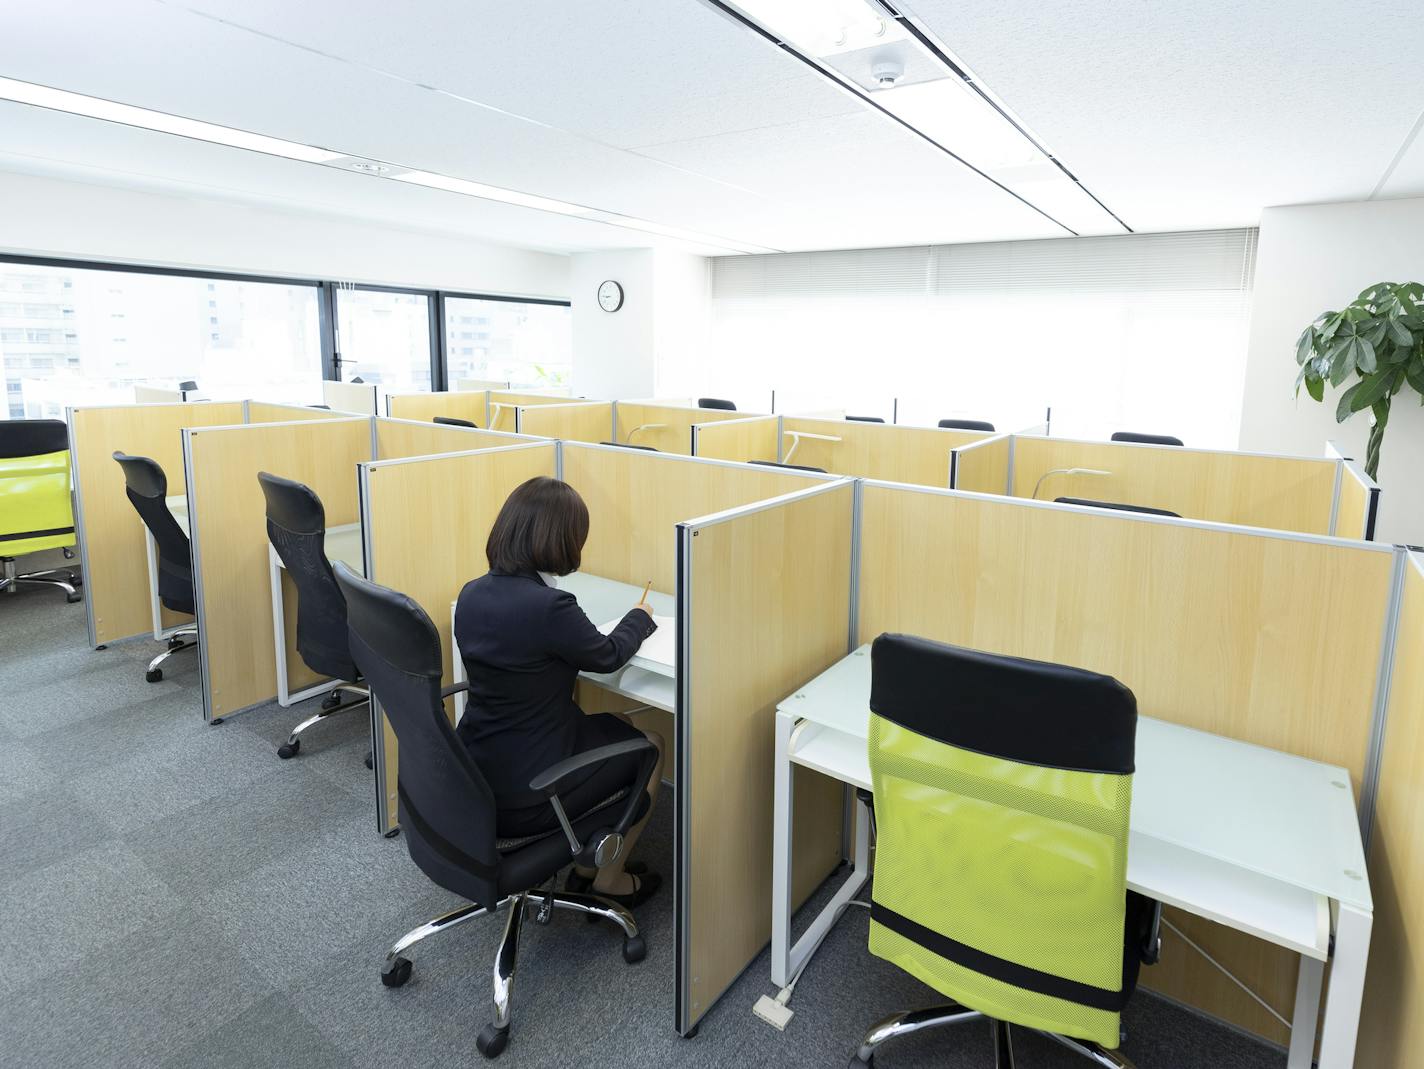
[350,161,391,175]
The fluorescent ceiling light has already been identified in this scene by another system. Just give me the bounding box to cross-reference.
[875,78,1039,173]
[0,76,345,164]
[727,0,905,57]
[1000,171,1122,236]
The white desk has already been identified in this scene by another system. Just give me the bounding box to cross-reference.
[772,646,1372,1069]
[449,571,676,719]
[267,524,364,706]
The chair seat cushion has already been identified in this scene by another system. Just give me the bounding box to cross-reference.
[495,790,650,896]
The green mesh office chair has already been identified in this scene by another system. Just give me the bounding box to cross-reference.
[850,634,1160,1069]
[0,419,82,602]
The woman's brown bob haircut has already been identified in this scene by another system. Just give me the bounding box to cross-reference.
[486,477,590,576]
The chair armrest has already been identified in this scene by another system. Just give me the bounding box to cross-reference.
[529,738,654,795]
[439,682,468,699]
[528,738,658,862]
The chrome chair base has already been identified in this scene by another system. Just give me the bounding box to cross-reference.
[379,887,644,1060]
[277,683,369,759]
[146,628,197,682]
[849,1005,1137,1069]
[0,557,82,603]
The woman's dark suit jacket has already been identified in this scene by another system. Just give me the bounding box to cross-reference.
[454,570,656,809]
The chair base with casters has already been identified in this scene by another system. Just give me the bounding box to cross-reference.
[277,682,369,759]
[146,626,197,682]
[1,552,83,603]
[849,1005,1136,1069]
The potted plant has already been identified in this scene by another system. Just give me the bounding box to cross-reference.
[1296,281,1424,478]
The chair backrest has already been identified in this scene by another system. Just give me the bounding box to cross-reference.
[334,562,501,906]
[433,415,477,428]
[1054,497,1180,518]
[748,459,827,474]
[0,419,75,557]
[697,397,736,411]
[846,415,884,423]
[938,418,995,432]
[1111,431,1183,447]
[112,451,193,613]
[867,632,1137,1047]
[258,472,359,682]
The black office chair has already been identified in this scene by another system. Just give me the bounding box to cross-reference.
[112,452,197,682]
[1055,498,1181,518]
[847,415,885,423]
[332,562,656,1059]
[850,634,1160,1069]
[938,418,996,432]
[434,415,479,428]
[697,397,737,411]
[749,459,827,473]
[1,419,82,602]
[1111,432,1183,447]
[258,472,370,761]
[600,441,658,451]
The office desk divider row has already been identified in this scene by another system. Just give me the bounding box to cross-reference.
[778,415,990,486]
[1327,440,1382,541]
[948,431,1013,494]
[611,400,753,454]
[689,414,781,464]
[321,379,380,416]
[513,399,614,443]
[246,400,359,423]
[384,389,490,427]
[487,390,577,432]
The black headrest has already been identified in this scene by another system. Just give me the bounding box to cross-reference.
[433,416,478,428]
[178,380,199,392]
[112,452,168,498]
[938,419,996,432]
[0,419,68,459]
[258,471,327,535]
[309,404,331,410]
[332,562,442,680]
[846,415,884,423]
[1054,497,1180,518]
[600,441,658,451]
[697,398,737,411]
[351,376,365,384]
[869,633,1136,775]
[749,459,827,473]
[1111,431,1183,447]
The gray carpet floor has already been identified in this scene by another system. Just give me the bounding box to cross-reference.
[1,570,1289,1068]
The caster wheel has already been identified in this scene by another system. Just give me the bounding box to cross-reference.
[277,739,300,760]
[476,1024,509,1059]
[146,668,162,683]
[67,593,82,603]
[383,828,401,839]
[380,956,412,988]
[622,934,646,964]
[364,752,374,770]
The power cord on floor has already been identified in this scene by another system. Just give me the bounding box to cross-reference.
[753,898,871,1030]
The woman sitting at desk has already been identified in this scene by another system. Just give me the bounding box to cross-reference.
[454,476,665,907]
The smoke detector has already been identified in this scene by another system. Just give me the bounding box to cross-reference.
[870,58,905,89]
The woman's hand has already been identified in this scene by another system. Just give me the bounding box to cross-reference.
[632,596,654,618]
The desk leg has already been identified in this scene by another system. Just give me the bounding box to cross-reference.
[1287,954,1324,1069]
[771,712,795,989]
[269,556,289,706]
[1317,903,1371,1069]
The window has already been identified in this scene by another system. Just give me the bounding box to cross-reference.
[334,287,432,391]
[707,229,1258,446]
[443,296,571,391]
[0,261,321,419]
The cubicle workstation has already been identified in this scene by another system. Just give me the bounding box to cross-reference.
[67,400,248,648]
[778,414,991,485]
[763,480,1397,1066]
[487,389,577,432]
[384,389,490,427]
[610,401,753,454]
[966,433,1364,537]
[688,414,780,464]
[321,378,380,416]
[509,399,614,442]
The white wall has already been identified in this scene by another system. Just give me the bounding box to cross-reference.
[1240,197,1424,543]
[0,170,569,298]
[651,252,711,400]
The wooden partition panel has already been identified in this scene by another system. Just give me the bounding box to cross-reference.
[386,391,489,426]
[488,391,570,432]
[362,442,559,831]
[515,401,614,443]
[1358,554,1424,1068]
[691,415,780,463]
[950,433,1011,493]
[186,418,370,719]
[679,482,853,1031]
[562,445,827,592]
[374,418,531,460]
[247,401,350,423]
[781,415,986,486]
[1336,457,1380,541]
[454,377,509,391]
[322,379,379,415]
[857,484,1394,1043]
[1010,436,1341,534]
[612,403,749,455]
[70,401,245,646]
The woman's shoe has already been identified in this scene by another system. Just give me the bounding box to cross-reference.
[565,859,646,894]
[593,872,662,910]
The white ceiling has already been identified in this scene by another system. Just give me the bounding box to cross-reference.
[0,0,1420,256]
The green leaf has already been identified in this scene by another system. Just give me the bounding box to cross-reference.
[1306,373,1324,402]
[1336,381,1362,422]
[1406,365,1424,400]
[1295,327,1316,365]
[1352,369,1394,412]
[1354,335,1378,373]
[1387,318,1413,346]
[1372,398,1391,430]
[1320,312,1345,341]
[1363,319,1388,347]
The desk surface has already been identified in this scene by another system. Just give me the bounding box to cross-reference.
[780,645,1371,915]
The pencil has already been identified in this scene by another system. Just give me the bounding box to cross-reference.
[639,580,653,604]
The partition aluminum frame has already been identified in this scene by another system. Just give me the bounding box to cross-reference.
[65,406,99,648]
[674,476,855,1037]
[1326,440,1382,541]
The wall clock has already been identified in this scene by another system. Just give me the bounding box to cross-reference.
[597,279,624,312]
